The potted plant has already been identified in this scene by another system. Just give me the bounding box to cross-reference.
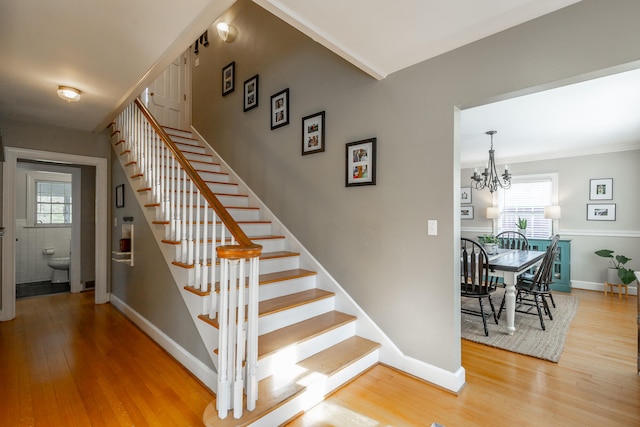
[515,217,527,233]
[478,234,499,254]
[594,249,636,285]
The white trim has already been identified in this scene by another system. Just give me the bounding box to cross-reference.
[1,147,108,321]
[572,280,638,295]
[109,294,217,392]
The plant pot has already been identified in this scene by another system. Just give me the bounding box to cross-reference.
[483,243,498,255]
[606,267,621,285]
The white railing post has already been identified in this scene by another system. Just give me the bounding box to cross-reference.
[246,255,259,410]
[217,257,230,419]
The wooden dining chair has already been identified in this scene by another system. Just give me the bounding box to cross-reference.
[499,235,560,330]
[461,238,498,336]
[496,231,529,250]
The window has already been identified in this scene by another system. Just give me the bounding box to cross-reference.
[35,180,72,225]
[496,174,557,238]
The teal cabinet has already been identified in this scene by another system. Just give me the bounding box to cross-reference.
[529,238,571,292]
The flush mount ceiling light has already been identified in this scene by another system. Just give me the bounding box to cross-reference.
[470,130,511,193]
[57,86,81,102]
[216,22,237,43]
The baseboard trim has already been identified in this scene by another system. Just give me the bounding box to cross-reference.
[572,280,638,295]
[109,294,218,392]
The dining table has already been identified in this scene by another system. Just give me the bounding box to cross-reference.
[487,248,546,335]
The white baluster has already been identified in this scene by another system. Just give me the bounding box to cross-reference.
[201,199,209,293]
[227,259,238,417]
[217,258,229,419]
[187,180,194,266]
[234,258,246,419]
[180,170,188,263]
[246,255,259,410]
[194,188,201,286]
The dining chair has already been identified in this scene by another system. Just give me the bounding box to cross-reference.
[489,231,530,290]
[496,231,529,250]
[461,238,498,336]
[498,234,560,330]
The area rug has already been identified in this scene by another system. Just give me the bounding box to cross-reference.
[461,289,579,362]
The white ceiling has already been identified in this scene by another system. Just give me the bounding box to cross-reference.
[4,0,637,165]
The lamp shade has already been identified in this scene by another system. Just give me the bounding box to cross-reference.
[486,207,500,219]
[544,205,562,219]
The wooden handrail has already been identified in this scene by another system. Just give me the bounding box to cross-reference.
[134,99,261,255]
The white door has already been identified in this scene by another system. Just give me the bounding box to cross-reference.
[147,52,190,129]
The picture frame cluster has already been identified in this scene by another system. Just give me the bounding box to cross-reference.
[220,60,378,187]
[587,178,615,221]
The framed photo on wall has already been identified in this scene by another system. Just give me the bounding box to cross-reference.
[115,184,124,208]
[587,203,616,221]
[460,187,472,204]
[243,74,259,112]
[301,111,325,155]
[589,178,613,200]
[345,138,376,187]
[270,88,289,129]
[461,206,474,219]
[222,61,235,96]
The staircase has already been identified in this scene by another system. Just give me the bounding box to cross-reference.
[111,101,380,426]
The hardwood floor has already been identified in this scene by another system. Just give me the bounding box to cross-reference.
[1,289,637,426]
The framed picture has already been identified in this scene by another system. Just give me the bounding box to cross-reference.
[115,184,124,208]
[460,187,472,204]
[587,203,616,221]
[243,74,259,112]
[222,61,235,96]
[270,88,289,129]
[301,111,325,155]
[589,178,613,200]
[345,138,376,187]
[461,206,474,219]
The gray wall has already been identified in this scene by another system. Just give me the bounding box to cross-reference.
[461,150,640,286]
[110,149,213,368]
[191,0,640,374]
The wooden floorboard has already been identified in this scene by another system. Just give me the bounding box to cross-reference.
[1,289,638,426]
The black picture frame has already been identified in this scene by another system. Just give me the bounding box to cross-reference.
[589,178,613,200]
[587,203,616,221]
[301,111,325,155]
[460,187,472,204]
[243,74,259,112]
[345,138,376,187]
[115,184,124,208]
[270,88,289,130]
[222,61,235,96]
[461,206,474,219]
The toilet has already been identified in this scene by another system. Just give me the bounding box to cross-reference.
[47,257,70,284]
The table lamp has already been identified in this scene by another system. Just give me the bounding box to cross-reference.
[486,207,500,235]
[544,205,561,237]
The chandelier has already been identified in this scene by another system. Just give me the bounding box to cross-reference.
[470,130,511,193]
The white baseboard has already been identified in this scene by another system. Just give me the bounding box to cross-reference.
[572,280,638,296]
[109,294,218,392]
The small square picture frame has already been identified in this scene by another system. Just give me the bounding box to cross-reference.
[115,184,125,208]
[222,61,235,96]
[460,187,472,204]
[345,138,376,187]
[270,88,289,130]
[301,111,325,155]
[243,74,259,112]
[589,178,613,200]
[587,203,616,221]
[461,206,474,219]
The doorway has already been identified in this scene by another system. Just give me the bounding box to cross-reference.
[1,147,108,321]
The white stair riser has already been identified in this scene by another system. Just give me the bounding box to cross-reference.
[167,222,271,237]
[248,349,379,427]
[153,206,259,222]
[174,142,206,154]
[166,238,283,260]
[159,163,223,175]
[258,275,316,301]
[170,181,238,194]
[258,297,335,336]
[182,255,300,283]
[183,151,213,163]
[164,129,193,139]
[257,321,356,381]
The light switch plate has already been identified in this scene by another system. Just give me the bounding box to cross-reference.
[428,219,437,235]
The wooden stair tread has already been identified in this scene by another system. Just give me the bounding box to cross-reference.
[258,311,356,359]
[203,336,379,427]
[259,288,333,317]
[160,235,284,246]
[172,251,299,269]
